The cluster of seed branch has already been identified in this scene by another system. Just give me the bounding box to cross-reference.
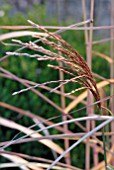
[10,21,101,108]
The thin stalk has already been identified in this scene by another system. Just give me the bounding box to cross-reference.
[58,41,71,165]
[1,130,114,147]
[92,37,114,45]
[110,0,114,165]
[82,0,95,169]
[88,1,99,168]
[102,126,107,168]
[83,2,93,168]
[2,24,114,31]
[82,0,89,44]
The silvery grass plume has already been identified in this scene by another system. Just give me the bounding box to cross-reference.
[10,20,101,109]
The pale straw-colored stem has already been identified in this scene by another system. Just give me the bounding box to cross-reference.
[110,0,114,165]
[58,41,71,165]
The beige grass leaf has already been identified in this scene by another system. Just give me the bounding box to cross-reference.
[0,31,47,41]
[1,154,42,170]
[0,117,64,155]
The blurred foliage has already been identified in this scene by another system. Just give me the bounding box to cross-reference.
[0,3,110,168]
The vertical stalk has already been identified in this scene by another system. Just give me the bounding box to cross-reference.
[82,0,96,169]
[57,1,70,163]
[88,1,99,168]
[58,42,71,165]
[82,0,89,45]
[110,0,114,165]
[57,0,60,23]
